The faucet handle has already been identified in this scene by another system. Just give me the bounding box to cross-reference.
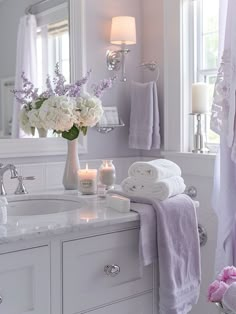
[14,176,35,195]
[22,176,35,181]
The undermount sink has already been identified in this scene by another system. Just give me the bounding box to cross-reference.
[6,194,86,216]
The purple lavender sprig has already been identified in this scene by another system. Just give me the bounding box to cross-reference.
[40,75,55,98]
[92,76,116,98]
[12,72,39,105]
[67,70,92,97]
[53,63,68,96]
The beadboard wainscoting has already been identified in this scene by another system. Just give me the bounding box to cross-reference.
[2,157,141,195]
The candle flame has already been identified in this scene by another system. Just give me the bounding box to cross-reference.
[86,163,88,171]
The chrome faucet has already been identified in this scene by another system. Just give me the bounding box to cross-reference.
[0,163,18,196]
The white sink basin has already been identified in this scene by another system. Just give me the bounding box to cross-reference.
[6,194,85,216]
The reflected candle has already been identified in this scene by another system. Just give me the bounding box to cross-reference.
[78,164,97,195]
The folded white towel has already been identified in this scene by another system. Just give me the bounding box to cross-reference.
[121,176,186,201]
[222,283,236,312]
[128,159,182,183]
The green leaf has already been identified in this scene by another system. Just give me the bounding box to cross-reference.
[81,126,88,136]
[62,125,80,141]
[31,127,35,136]
[35,98,47,109]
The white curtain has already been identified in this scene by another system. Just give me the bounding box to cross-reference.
[211,0,236,275]
[12,15,37,138]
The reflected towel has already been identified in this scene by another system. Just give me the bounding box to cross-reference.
[128,159,182,183]
[129,81,161,150]
[121,176,186,201]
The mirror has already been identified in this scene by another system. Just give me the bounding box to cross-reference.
[0,0,69,139]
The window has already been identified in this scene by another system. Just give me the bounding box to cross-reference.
[37,19,70,92]
[35,4,70,138]
[193,0,220,146]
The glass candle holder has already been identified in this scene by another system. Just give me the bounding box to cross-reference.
[99,160,116,190]
[78,164,98,195]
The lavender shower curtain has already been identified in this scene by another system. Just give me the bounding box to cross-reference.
[12,15,37,138]
[211,0,236,274]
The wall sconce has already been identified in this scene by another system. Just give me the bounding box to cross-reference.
[106,16,136,82]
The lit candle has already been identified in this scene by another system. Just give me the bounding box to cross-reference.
[99,160,116,189]
[192,83,209,113]
[78,164,98,195]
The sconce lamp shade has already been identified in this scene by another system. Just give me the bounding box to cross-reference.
[110,16,136,45]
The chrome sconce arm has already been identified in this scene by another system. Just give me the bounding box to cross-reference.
[107,16,136,82]
[106,48,130,82]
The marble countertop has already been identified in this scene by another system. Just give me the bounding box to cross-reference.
[0,190,140,245]
[0,189,200,245]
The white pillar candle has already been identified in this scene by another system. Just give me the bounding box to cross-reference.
[192,83,209,113]
[78,164,97,195]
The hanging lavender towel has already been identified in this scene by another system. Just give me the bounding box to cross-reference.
[130,202,157,266]
[129,81,161,150]
[107,190,201,314]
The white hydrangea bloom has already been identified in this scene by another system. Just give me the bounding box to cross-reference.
[38,96,76,132]
[74,96,104,127]
[19,107,32,135]
[27,109,43,129]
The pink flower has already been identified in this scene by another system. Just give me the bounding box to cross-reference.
[218,266,236,285]
[208,280,229,302]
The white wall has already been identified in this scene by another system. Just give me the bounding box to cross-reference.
[83,0,143,159]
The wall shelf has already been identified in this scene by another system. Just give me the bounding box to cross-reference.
[96,119,125,134]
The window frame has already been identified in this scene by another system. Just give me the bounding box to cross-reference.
[163,0,219,154]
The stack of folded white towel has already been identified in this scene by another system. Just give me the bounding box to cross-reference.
[121,159,186,201]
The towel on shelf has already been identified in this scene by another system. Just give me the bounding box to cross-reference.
[129,81,161,150]
[128,159,182,182]
[121,176,186,201]
[107,190,201,314]
[222,283,236,312]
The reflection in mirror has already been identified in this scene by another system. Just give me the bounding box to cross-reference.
[0,0,69,139]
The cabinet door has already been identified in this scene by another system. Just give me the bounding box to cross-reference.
[63,229,153,314]
[82,292,153,314]
[0,246,50,314]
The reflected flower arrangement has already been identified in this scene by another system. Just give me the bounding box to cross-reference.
[12,64,116,140]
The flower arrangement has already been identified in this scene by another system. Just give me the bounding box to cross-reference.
[208,266,236,314]
[13,64,116,140]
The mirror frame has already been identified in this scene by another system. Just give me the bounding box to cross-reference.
[0,0,87,158]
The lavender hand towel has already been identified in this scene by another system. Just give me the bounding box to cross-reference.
[130,202,157,266]
[129,81,161,150]
[108,190,201,314]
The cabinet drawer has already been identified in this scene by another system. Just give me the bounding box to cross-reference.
[86,292,153,314]
[63,229,153,314]
[0,246,50,314]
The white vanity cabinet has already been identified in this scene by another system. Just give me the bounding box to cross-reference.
[0,246,50,314]
[63,229,154,314]
[0,225,156,314]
